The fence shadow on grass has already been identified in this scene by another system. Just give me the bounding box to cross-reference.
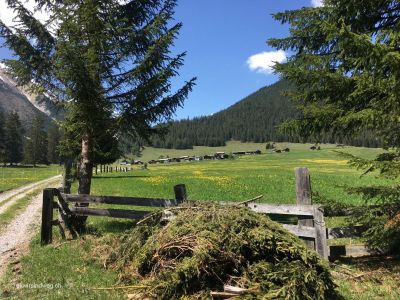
[93,175,151,179]
[86,219,137,235]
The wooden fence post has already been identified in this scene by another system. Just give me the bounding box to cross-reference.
[174,184,187,204]
[41,188,54,245]
[295,167,315,250]
[314,205,328,259]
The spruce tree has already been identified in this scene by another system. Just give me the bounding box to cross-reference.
[4,112,24,165]
[0,110,5,164]
[269,0,400,252]
[0,0,195,193]
[24,115,48,167]
[47,122,60,164]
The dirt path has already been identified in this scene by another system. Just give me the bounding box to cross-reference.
[0,176,61,278]
[0,175,61,205]
[0,175,61,215]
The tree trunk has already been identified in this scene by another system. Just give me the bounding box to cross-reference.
[78,132,93,194]
[74,132,94,232]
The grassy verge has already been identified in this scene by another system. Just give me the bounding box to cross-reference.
[0,235,124,300]
[0,190,41,232]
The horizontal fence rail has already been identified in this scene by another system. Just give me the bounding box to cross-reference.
[61,193,181,207]
[243,203,315,216]
[70,207,150,219]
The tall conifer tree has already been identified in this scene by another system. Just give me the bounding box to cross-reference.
[47,122,60,164]
[0,110,5,164]
[0,0,195,193]
[4,112,24,165]
[269,0,400,252]
[24,115,48,167]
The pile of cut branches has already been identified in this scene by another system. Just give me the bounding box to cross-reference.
[101,203,337,299]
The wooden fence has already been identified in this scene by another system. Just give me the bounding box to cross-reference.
[41,167,371,261]
[41,184,187,245]
[93,165,131,174]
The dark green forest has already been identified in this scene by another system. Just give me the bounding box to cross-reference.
[151,80,381,149]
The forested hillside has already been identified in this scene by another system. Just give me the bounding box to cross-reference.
[151,80,380,149]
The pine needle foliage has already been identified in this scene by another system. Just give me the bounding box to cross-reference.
[268,0,400,253]
[100,203,337,299]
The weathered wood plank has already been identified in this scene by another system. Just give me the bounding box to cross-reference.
[70,207,151,219]
[295,167,315,250]
[281,224,316,238]
[329,245,374,260]
[61,193,179,207]
[244,203,315,216]
[327,225,364,239]
[314,206,329,259]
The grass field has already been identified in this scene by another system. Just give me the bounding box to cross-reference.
[129,141,384,162]
[2,142,398,299]
[95,142,389,206]
[0,165,62,192]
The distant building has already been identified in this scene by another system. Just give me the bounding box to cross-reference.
[120,159,130,165]
[232,150,261,155]
[158,158,170,164]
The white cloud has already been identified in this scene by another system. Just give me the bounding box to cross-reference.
[0,0,50,28]
[246,50,287,74]
[311,0,324,7]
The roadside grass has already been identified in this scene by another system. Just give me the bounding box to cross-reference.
[0,165,62,193]
[0,190,41,233]
[0,234,124,300]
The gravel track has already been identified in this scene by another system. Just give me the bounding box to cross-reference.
[0,176,61,278]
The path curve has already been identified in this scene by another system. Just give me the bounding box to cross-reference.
[0,175,61,204]
[0,175,61,278]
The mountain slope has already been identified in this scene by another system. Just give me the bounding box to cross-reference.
[151,80,380,149]
[152,80,297,148]
[0,69,57,127]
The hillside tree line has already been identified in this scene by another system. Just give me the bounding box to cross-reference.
[0,110,60,166]
[151,80,381,149]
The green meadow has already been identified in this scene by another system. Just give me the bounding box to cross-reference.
[2,142,398,300]
[92,142,388,206]
[0,165,62,192]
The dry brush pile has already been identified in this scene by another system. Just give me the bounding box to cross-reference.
[97,203,338,299]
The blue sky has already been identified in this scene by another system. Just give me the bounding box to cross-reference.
[171,0,321,120]
[0,0,322,120]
